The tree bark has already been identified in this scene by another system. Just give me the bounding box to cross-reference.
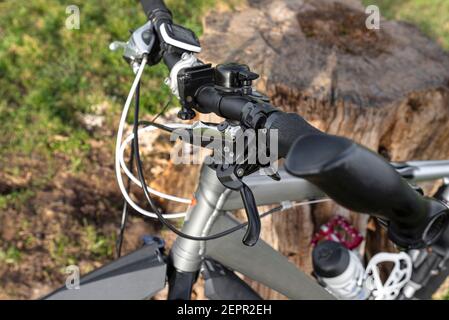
[153,0,449,299]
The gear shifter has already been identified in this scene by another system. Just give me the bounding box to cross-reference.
[109,20,156,70]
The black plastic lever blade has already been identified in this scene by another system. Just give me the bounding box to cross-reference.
[239,183,261,246]
[215,164,262,246]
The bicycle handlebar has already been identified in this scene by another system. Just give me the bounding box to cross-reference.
[139,0,449,249]
[285,134,449,249]
[195,85,322,158]
[196,84,449,248]
[141,0,172,23]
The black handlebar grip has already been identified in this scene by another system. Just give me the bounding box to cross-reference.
[265,112,323,159]
[140,0,172,19]
[285,134,449,249]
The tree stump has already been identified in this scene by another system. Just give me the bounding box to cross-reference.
[153,0,449,299]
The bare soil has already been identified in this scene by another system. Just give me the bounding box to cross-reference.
[0,128,167,299]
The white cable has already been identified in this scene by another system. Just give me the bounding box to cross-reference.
[119,123,192,204]
[118,111,332,209]
[115,57,187,220]
[115,63,331,221]
[119,125,333,207]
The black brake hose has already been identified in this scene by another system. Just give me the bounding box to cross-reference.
[132,80,283,241]
[116,97,173,257]
[116,142,134,258]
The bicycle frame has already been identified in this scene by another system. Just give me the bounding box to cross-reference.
[170,164,331,299]
[44,160,449,300]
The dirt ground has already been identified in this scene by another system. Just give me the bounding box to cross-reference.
[0,113,173,299]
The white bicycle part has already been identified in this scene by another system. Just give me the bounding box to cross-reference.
[364,252,413,300]
[160,23,202,53]
[115,57,187,220]
[119,123,192,204]
[164,52,201,98]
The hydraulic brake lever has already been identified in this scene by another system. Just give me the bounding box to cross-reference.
[166,119,262,246]
[216,164,261,246]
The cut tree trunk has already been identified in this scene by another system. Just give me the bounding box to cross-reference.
[152,0,449,299]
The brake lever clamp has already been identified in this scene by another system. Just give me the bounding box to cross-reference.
[173,121,230,149]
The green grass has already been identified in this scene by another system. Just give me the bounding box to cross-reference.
[48,224,116,267]
[0,245,22,265]
[0,190,35,211]
[49,234,74,266]
[0,0,223,200]
[363,0,449,50]
[83,224,115,258]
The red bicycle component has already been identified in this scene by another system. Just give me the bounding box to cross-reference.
[311,215,363,250]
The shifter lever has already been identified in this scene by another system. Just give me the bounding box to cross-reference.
[215,164,261,246]
[109,20,156,68]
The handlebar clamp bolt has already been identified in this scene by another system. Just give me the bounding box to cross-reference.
[217,122,229,131]
[177,107,196,120]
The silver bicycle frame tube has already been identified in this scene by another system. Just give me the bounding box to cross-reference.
[170,165,332,299]
[410,164,449,182]
[395,160,449,182]
[170,161,449,300]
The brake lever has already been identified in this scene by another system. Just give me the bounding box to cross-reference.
[174,120,262,245]
[239,183,261,246]
[216,164,261,246]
